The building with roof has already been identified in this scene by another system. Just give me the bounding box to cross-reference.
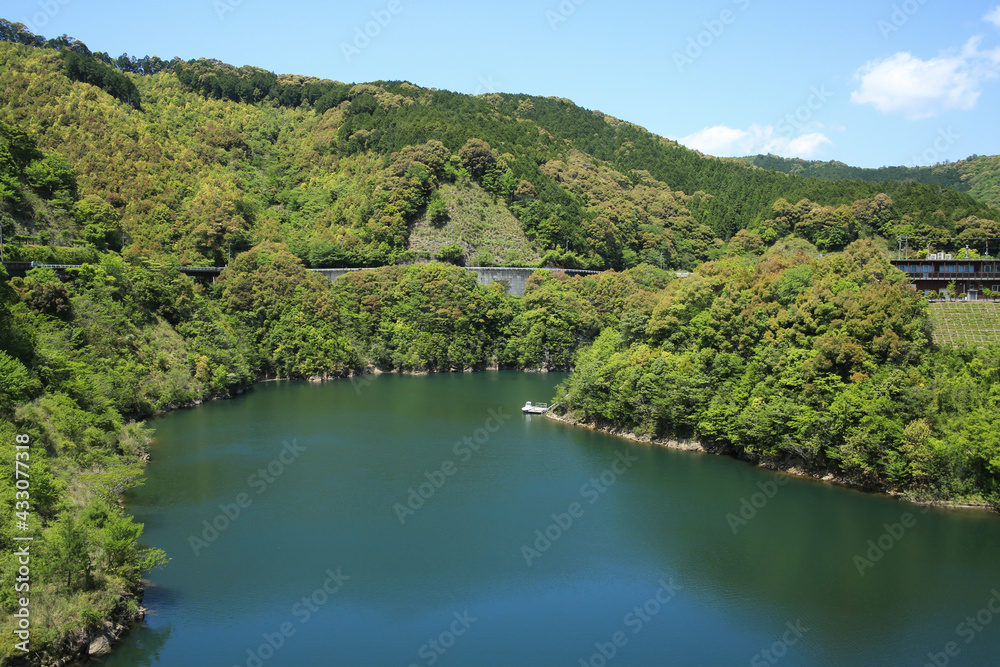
[890,255,1000,299]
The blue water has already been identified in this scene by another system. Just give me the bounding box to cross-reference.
[106,373,1000,666]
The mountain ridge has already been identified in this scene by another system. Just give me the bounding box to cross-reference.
[739,152,1000,208]
[1,18,998,273]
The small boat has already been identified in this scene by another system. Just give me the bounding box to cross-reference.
[522,401,551,414]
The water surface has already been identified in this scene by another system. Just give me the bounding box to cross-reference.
[107,373,1000,666]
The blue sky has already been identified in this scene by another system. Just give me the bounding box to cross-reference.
[8,0,1000,168]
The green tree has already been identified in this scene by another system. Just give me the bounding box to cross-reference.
[45,513,92,590]
[436,243,465,266]
[74,195,122,250]
[459,138,496,180]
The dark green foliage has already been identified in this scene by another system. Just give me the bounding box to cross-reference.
[508,98,998,239]
[742,153,1000,209]
[742,154,968,189]
[1,24,1000,662]
[0,19,44,47]
[333,263,515,371]
[436,242,464,265]
[101,52,172,76]
[174,59,352,110]
[11,267,71,318]
[2,20,170,76]
[459,138,497,180]
[555,241,1000,505]
[62,51,141,110]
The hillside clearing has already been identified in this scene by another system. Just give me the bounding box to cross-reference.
[928,301,1000,347]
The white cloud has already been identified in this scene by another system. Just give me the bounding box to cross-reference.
[786,132,833,157]
[986,5,1000,28]
[680,125,748,155]
[851,37,1000,119]
[679,124,832,159]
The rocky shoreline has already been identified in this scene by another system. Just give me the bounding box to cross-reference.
[40,587,145,667]
[544,410,996,514]
[54,365,557,664]
[50,370,990,664]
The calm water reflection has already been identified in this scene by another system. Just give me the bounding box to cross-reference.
[104,373,1000,666]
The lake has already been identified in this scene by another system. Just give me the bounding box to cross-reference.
[106,372,1000,666]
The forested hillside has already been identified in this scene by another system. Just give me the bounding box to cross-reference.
[0,116,674,660]
[555,242,1000,507]
[1,20,998,273]
[742,153,1000,210]
[2,18,1000,665]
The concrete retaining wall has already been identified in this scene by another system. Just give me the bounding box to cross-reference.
[466,267,536,296]
[308,266,600,297]
[310,268,365,282]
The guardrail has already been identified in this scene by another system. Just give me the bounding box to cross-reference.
[2,262,228,275]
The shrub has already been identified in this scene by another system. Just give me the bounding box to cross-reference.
[427,197,449,227]
[436,243,465,266]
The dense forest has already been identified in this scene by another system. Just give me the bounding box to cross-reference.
[0,118,675,661]
[1,19,1000,665]
[1,20,998,273]
[741,153,1000,210]
[554,241,1000,506]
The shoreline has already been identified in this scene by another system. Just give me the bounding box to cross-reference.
[72,365,561,664]
[54,586,145,667]
[543,410,997,514]
[64,368,990,664]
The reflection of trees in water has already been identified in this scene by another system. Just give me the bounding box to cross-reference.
[96,586,176,666]
[120,623,172,667]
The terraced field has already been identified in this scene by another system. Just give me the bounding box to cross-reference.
[928,301,1000,347]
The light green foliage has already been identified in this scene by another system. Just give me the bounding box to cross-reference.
[502,272,602,369]
[557,240,1000,506]
[1,25,1000,664]
[217,241,359,376]
[436,242,465,266]
[541,151,718,269]
[499,266,672,369]
[330,262,669,372]
[0,254,251,661]
[426,195,448,227]
[0,350,32,413]
[334,262,514,371]
[3,39,997,272]
[74,194,122,250]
